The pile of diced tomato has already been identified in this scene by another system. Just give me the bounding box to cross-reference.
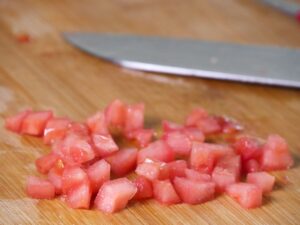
[5,100,293,213]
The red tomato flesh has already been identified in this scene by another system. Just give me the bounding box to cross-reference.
[35,152,59,174]
[66,180,92,209]
[43,117,71,145]
[164,131,192,157]
[247,172,275,194]
[92,134,118,157]
[167,160,188,179]
[226,183,262,209]
[94,178,137,213]
[21,111,53,136]
[105,99,127,131]
[124,103,145,133]
[87,159,111,194]
[5,109,31,133]
[153,179,181,205]
[125,129,154,148]
[185,107,208,127]
[26,176,55,199]
[135,159,169,181]
[133,176,153,200]
[105,148,137,177]
[47,161,64,195]
[137,140,174,164]
[62,166,88,194]
[86,111,108,135]
[173,177,215,204]
[185,169,211,182]
[162,120,183,132]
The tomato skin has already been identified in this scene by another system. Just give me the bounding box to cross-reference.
[26,176,55,199]
[247,172,275,194]
[137,140,174,164]
[35,152,59,174]
[66,180,92,209]
[226,183,262,209]
[43,118,71,145]
[105,148,137,177]
[173,177,215,204]
[153,179,181,205]
[5,109,31,133]
[260,134,293,171]
[21,111,53,136]
[94,178,137,213]
[133,176,153,200]
[87,159,110,194]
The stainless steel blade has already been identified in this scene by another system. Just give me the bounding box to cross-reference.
[63,32,300,88]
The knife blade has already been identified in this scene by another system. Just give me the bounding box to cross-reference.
[63,33,300,88]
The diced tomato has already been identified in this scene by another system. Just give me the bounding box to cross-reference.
[92,134,118,157]
[125,129,154,148]
[260,134,293,171]
[137,140,174,164]
[244,159,260,174]
[173,177,215,204]
[133,176,153,200]
[21,111,53,136]
[185,107,208,127]
[185,169,211,182]
[62,166,88,194]
[87,159,110,193]
[124,103,144,132]
[217,116,243,134]
[226,183,262,209]
[153,180,181,205]
[43,118,71,145]
[67,122,90,137]
[86,111,109,135]
[212,155,241,193]
[189,142,234,173]
[164,131,192,157]
[35,152,59,174]
[167,160,188,179]
[135,159,169,181]
[162,120,183,132]
[60,134,95,165]
[5,109,31,133]
[105,148,137,177]
[196,116,222,135]
[66,180,92,209]
[234,136,262,161]
[47,160,64,194]
[94,178,137,213]
[105,99,127,131]
[183,127,205,142]
[26,176,55,199]
[247,172,275,194]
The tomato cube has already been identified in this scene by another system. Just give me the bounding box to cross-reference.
[124,103,144,132]
[185,169,211,182]
[190,142,233,173]
[92,134,119,157]
[21,111,53,136]
[173,177,215,204]
[105,148,137,177]
[167,160,188,179]
[234,136,262,161]
[185,107,208,127]
[43,118,71,145]
[66,180,92,209]
[87,159,110,193]
[153,180,181,205]
[133,176,153,200]
[196,116,222,135]
[164,131,192,157]
[137,140,174,164]
[226,183,262,209]
[5,109,31,133]
[105,99,127,130]
[244,159,260,174]
[86,111,108,135]
[212,155,241,192]
[247,172,275,194]
[62,166,89,194]
[48,161,64,195]
[183,127,205,142]
[135,159,169,181]
[35,152,59,174]
[162,120,183,132]
[26,176,55,199]
[260,135,293,171]
[95,178,137,213]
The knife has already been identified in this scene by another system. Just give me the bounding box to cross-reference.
[63,33,300,88]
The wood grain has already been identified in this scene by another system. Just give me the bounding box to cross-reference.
[0,0,300,224]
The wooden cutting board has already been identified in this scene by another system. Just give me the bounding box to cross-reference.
[0,0,300,224]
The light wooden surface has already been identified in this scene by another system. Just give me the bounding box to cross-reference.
[0,0,300,224]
